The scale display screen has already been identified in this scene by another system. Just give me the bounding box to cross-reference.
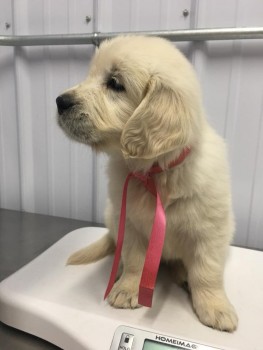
[143,339,184,349]
[110,325,222,350]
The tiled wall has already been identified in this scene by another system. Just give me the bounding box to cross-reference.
[0,0,262,249]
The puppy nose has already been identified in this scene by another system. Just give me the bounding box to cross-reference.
[56,94,75,115]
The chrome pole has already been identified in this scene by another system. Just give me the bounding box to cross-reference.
[0,27,263,47]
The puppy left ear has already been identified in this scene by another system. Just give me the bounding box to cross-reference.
[121,77,193,159]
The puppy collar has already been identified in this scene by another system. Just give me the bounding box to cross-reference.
[149,147,191,174]
[104,147,191,307]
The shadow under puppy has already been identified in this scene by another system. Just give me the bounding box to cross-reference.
[56,36,238,332]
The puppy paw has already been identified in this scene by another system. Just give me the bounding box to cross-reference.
[107,279,141,309]
[192,290,238,332]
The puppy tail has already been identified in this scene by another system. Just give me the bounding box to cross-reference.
[66,233,115,265]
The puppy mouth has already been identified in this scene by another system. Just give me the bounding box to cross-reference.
[57,109,95,144]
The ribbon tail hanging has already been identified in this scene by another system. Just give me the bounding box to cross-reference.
[138,187,166,307]
[104,174,132,299]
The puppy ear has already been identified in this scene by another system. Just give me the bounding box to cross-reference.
[121,77,192,159]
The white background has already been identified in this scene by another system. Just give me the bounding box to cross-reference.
[0,0,262,249]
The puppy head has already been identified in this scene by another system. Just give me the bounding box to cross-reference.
[57,36,203,158]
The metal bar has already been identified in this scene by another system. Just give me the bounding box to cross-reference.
[0,27,263,47]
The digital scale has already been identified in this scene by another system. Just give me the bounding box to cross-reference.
[0,227,262,350]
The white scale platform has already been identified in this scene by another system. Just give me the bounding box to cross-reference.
[0,227,262,350]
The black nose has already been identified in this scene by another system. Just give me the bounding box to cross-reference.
[56,94,75,115]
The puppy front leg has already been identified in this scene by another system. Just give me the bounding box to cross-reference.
[186,243,238,332]
[107,225,146,309]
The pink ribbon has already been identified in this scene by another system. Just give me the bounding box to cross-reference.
[104,147,191,307]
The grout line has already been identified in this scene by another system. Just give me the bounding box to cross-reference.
[11,0,23,210]
[246,93,263,247]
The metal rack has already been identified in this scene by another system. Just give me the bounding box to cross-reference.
[0,27,263,46]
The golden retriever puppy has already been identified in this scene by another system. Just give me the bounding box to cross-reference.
[56,36,238,332]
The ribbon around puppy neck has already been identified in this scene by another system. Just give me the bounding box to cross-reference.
[104,147,191,307]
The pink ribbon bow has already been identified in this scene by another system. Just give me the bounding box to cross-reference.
[104,147,191,307]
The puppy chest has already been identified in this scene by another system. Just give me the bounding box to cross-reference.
[126,183,156,234]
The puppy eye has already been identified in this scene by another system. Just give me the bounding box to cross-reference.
[106,76,125,92]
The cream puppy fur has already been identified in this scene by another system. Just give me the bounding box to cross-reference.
[56,36,238,332]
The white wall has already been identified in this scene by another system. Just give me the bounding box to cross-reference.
[0,0,262,249]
